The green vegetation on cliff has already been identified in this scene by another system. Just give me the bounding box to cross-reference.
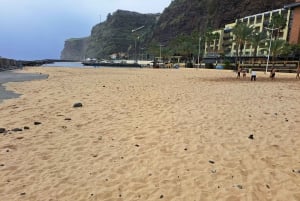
[86,10,158,59]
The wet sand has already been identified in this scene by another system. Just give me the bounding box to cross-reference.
[0,70,48,102]
[0,67,299,201]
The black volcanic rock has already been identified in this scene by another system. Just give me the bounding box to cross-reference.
[73,102,83,108]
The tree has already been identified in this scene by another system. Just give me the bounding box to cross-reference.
[270,39,286,67]
[269,14,287,39]
[232,22,254,67]
[205,29,219,54]
[168,32,199,63]
[249,31,267,58]
[290,44,300,59]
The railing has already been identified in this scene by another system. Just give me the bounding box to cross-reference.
[239,61,299,73]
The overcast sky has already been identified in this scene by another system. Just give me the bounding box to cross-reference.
[0,0,171,60]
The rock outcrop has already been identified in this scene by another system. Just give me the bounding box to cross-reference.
[60,37,89,60]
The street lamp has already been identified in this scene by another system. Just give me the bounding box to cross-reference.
[197,36,202,68]
[132,26,145,63]
[159,44,164,61]
[264,27,279,74]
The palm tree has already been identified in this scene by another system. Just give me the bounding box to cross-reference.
[270,39,286,68]
[249,30,267,65]
[232,22,254,68]
[250,31,267,58]
[205,29,219,55]
[269,14,287,39]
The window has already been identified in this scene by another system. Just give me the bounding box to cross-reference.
[256,15,262,23]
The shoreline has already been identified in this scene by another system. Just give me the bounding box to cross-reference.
[0,70,48,103]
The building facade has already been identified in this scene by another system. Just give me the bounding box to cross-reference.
[204,1,300,58]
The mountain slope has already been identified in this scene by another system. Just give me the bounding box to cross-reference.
[152,0,295,44]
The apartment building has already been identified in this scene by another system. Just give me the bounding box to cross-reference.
[204,0,300,58]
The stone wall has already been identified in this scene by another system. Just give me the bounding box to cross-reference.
[0,58,23,71]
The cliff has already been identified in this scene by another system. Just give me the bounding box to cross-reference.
[60,37,89,60]
[61,0,295,60]
[85,10,159,59]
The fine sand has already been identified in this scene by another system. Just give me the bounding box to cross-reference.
[0,67,299,201]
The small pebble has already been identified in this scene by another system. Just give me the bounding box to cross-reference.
[16,137,24,140]
[135,144,140,147]
[12,128,22,132]
[73,103,83,108]
[237,185,243,189]
[34,121,42,125]
[160,195,164,199]
[184,148,188,151]
[64,118,72,121]
[20,192,26,196]
[209,160,215,164]
[24,126,30,130]
[0,128,6,133]
[266,184,270,189]
[0,164,4,167]
[248,134,254,140]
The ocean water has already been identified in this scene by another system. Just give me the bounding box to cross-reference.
[42,62,84,68]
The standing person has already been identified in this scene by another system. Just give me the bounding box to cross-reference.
[251,70,256,81]
[237,66,241,78]
[242,68,247,78]
[270,67,276,79]
[296,65,300,79]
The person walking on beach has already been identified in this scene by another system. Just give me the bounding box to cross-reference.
[270,67,276,80]
[296,65,300,79]
[251,70,256,81]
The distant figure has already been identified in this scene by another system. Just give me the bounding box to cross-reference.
[242,68,247,78]
[270,68,276,79]
[251,70,256,81]
[296,66,300,79]
[237,66,241,78]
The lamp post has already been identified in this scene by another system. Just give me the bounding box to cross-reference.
[132,26,145,63]
[159,44,164,61]
[264,27,279,74]
[197,36,202,68]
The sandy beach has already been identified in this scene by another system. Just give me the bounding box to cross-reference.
[0,67,299,201]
